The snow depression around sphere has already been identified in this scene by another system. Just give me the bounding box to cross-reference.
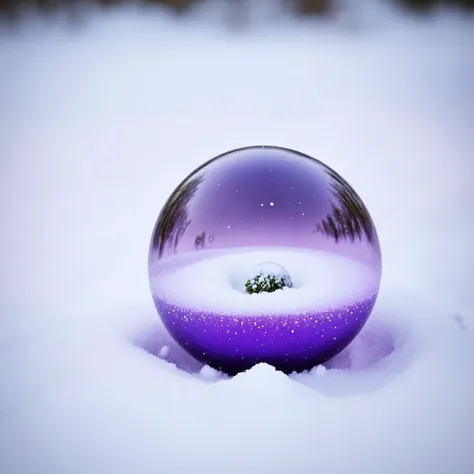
[148,146,382,374]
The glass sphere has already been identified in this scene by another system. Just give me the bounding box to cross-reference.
[148,146,382,374]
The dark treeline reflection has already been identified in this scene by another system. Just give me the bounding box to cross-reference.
[314,168,375,245]
[152,174,204,258]
[0,0,472,21]
[194,231,206,250]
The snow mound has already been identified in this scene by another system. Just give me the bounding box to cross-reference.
[152,247,379,315]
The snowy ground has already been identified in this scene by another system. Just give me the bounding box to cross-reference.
[1,4,474,474]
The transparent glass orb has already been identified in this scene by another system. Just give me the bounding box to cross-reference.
[148,146,382,374]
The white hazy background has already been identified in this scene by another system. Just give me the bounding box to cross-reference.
[1,2,474,474]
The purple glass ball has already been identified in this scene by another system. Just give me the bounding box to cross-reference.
[148,146,382,374]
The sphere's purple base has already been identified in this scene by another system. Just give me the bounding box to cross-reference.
[154,294,378,375]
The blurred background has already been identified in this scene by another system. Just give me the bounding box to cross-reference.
[0,0,473,24]
[0,0,473,323]
[1,5,473,474]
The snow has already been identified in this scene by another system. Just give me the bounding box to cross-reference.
[159,345,170,358]
[246,261,292,281]
[198,364,222,381]
[152,247,378,313]
[1,3,474,474]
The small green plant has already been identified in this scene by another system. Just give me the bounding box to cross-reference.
[245,271,292,294]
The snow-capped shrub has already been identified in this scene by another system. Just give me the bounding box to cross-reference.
[245,264,293,294]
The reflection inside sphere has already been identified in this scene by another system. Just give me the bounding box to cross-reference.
[150,146,380,268]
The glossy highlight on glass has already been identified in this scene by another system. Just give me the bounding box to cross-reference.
[148,146,382,374]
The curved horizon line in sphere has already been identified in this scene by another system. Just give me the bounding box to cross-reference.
[149,246,381,315]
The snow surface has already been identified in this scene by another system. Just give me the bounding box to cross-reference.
[1,3,474,474]
[152,247,378,313]
[246,260,292,282]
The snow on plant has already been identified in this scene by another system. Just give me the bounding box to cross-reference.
[245,262,293,294]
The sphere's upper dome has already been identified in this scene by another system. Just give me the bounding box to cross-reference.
[149,145,381,273]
